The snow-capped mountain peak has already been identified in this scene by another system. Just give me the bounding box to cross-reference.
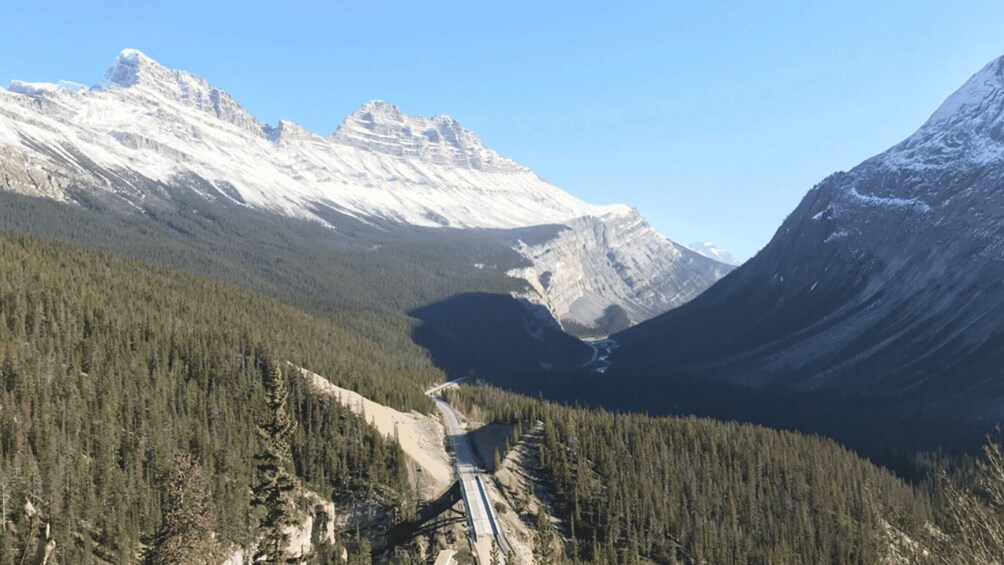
[0,48,640,229]
[924,55,1004,129]
[101,49,265,136]
[878,55,1004,172]
[687,241,740,265]
[346,99,407,123]
[0,49,618,227]
[104,48,159,88]
[330,99,525,172]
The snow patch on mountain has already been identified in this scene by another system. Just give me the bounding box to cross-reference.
[844,186,932,213]
[813,187,933,222]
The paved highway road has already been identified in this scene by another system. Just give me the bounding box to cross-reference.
[427,381,509,564]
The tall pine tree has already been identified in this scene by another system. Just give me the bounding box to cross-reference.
[144,453,220,565]
[490,539,501,565]
[252,361,299,564]
[533,510,557,565]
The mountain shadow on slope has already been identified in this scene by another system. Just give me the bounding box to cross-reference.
[410,293,593,379]
[0,186,599,392]
[0,187,571,377]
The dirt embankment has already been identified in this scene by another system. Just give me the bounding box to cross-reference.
[296,367,453,499]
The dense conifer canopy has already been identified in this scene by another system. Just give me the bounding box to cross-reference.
[0,233,413,563]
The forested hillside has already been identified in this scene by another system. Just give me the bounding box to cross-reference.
[0,232,419,563]
[448,384,934,564]
[0,190,553,363]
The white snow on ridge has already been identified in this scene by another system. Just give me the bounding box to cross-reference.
[687,241,740,265]
[0,49,628,230]
[925,56,1004,127]
[844,187,932,213]
[7,80,88,96]
[810,186,931,231]
[877,55,1004,172]
[0,48,734,331]
[329,100,526,173]
[809,53,1004,244]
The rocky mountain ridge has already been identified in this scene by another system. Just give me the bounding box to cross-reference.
[0,48,731,331]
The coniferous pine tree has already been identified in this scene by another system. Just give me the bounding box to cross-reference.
[144,453,220,565]
[533,510,557,565]
[252,362,299,564]
[347,536,372,565]
[490,539,501,565]
[938,432,1004,563]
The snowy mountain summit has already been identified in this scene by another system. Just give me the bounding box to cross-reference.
[0,49,732,331]
[807,54,1004,250]
[862,54,1004,179]
[330,100,523,172]
[688,242,740,266]
[104,48,265,136]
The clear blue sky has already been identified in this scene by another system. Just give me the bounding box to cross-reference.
[3,1,1003,259]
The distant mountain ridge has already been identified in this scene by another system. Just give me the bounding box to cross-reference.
[0,48,732,332]
[688,241,740,265]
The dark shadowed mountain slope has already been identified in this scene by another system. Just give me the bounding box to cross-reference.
[608,54,1004,452]
[411,293,592,378]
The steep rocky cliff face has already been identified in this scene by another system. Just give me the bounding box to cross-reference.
[610,54,1004,438]
[328,100,524,173]
[0,49,731,331]
[510,210,731,331]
